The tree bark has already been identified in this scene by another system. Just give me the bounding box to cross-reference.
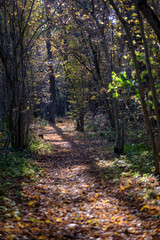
[135,0,160,43]
[109,0,160,175]
[45,0,56,124]
[46,40,56,124]
[136,8,160,151]
[90,9,123,153]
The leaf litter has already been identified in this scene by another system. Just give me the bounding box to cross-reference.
[0,122,160,240]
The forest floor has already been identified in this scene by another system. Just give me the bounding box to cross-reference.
[0,120,160,240]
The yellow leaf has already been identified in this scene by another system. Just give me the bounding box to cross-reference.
[140,205,150,211]
[117,32,122,37]
[91,95,97,100]
[38,237,44,240]
[155,228,160,232]
[141,232,148,238]
[18,223,24,228]
[115,232,121,237]
[120,185,125,191]
[132,13,137,17]
[93,218,98,222]
[88,197,94,202]
[45,220,51,224]
[99,20,104,25]
[6,235,17,240]
[56,217,62,222]
[28,201,36,206]
[137,197,142,200]
[130,5,135,10]
[32,228,39,232]
[95,193,99,198]
[104,223,110,230]
[123,55,128,59]
[87,219,93,223]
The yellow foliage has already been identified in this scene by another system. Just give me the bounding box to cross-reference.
[120,185,125,191]
[140,205,150,211]
[117,32,122,37]
[28,201,36,206]
[38,237,44,240]
[56,217,62,222]
[104,223,110,230]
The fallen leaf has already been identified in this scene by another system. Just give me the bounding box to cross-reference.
[140,205,150,211]
[120,185,125,191]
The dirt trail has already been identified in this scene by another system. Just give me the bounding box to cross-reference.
[1,123,160,239]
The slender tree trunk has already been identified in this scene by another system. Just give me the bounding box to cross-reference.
[46,39,56,124]
[135,0,160,43]
[113,98,124,154]
[136,8,160,151]
[45,0,56,124]
[76,109,84,132]
[91,12,123,153]
[109,0,160,175]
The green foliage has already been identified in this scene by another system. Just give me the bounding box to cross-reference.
[28,118,53,154]
[0,149,40,217]
[124,143,153,173]
[32,117,48,128]
[136,51,145,63]
[29,136,53,154]
[0,118,9,148]
[124,142,148,154]
[0,150,36,179]
[0,149,43,223]
[126,124,149,145]
[104,142,154,182]
[108,71,138,98]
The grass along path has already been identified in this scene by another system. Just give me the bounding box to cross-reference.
[0,121,160,239]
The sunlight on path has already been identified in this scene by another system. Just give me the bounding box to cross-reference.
[23,124,158,240]
[43,125,73,149]
[1,123,159,240]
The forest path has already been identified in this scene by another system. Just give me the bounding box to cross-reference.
[1,122,160,239]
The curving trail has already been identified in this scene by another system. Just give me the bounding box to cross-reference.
[1,122,160,240]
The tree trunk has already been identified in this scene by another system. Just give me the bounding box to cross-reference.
[46,40,56,124]
[135,0,160,43]
[45,0,56,124]
[92,12,123,152]
[113,98,124,154]
[76,109,84,132]
[136,7,160,152]
[109,0,160,175]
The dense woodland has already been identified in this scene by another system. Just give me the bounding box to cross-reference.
[1,0,160,173]
[1,0,160,239]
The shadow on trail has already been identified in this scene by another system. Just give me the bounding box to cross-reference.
[1,124,159,240]
[41,124,159,226]
[43,124,94,167]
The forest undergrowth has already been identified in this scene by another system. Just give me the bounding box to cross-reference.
[0,119,160,240]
